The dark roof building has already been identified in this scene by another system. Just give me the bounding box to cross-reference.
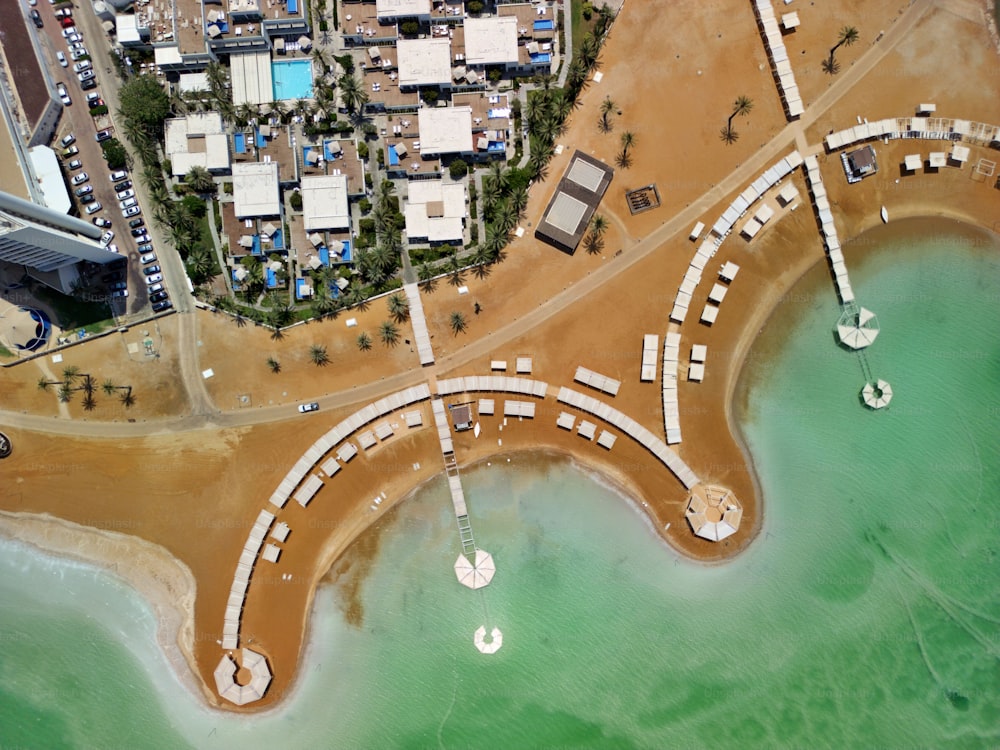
[535,151,614,254]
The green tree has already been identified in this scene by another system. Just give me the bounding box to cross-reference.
[117,75,171,133]
[185,165,216,193]
[356,331,373,351]
[379,320,400,347]
[721,96,752,146]
[449,159,469,180]
[289,191,303,211]
[266,356,281,373]
[418,261,437,292]
[387,292,409,323]
[449,311,468,335]
[599,96,616,133]
[309,344,330,366]
[338,73,368,115]
[101,139,128,170]
[825,26,859,75]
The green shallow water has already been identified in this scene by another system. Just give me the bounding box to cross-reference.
[1,219,999,748]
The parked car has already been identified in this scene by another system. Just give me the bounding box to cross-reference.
[116,189,135,201]
[77,69,94,83]
[92,217,112,228]
[74,185,93,197]
[95,129,112,142]
[85,202,103,214]
[60,16,74,28]
[66,32,83,44]
[119,197,137,210]
[110,170,128,182]
[69,48,88,62]
[59,133,76,147]
[72,60,92,74]
[148,283,164,293]
[99,230,114,247]
[145,274,163,285]
[122,205,141,218]
[128,217,144,228]
[111,289,129,299]
[140,252,157,264]
[114,181,133,193]
[62,146,78,158]
[67,159,82,170]
[30,10,43,28]
[79,194,95,205]
[70,172,88,185]
[152,300,173,313]
[60,26,77,38]
[298,402,320,413]
[137,243,153,254]
[56,83,71,106]
[56,51,67,67]
[80,78,96,91]
[142,264,161,276]
[86,92,102,106]
[54,8,71,19]
[149,291,169,303]
[130,228,149,239]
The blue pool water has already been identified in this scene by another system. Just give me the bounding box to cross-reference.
[295,278,309,299]
[387,145,399,166]
[265,268,278,288]
[233,132,246,154]
[255,127,266,148]
[533,19,554,31]
[271,60,313,101]
[487,141,505,153]
[530,53,551,63]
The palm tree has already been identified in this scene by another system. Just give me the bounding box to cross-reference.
[187,248,214,280]
[311,46,331,74]
[719,125,739,145]
[356,331,373,351]
[62,365,80,383]
[826,26,859,75]
[418,262,437,292]
[533,73,557,91]
[266,356,281,373]
[584,230,604,255]
[721,96,752,145]
[57,384,73,403]
[309,344,330,366]
[449,311,468,335]
[80,374,95,397]
[268,99,288,124]
[387,292,409,323]
[447,252,465,287]
[379,320,400,347]
[185,165,216,194]
[119,388,136,409]
[590,214,608,240]
[102,379,116,396]
[599,96,616,133]
[620,131,636,159]
[338,74,368,115]
[82,393,97,411]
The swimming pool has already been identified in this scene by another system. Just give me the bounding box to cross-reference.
[533,19,554,31]
[530,53,551,64]
[271,59,313,101]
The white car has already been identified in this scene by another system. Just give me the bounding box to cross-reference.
[61,26,77,38]
[100,230,115,247]
[70,48,88,62]
[140,252,157,264]
[116,189,135,200]
[109,170,128,182]
[144,273,163,285]
[147,282,164,293]
[56,51,67,67]
[71,172,89,185]
[85,202,103,215]
[72,60,92,74]
[111,289,128,298]
[56,83,71,106]
[119,197,137,210]
[67,159,82,170]
[66,33,82,45]
[92,217,112,228]
[298,402,320,413]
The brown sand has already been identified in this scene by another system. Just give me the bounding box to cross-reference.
[0,0,999,712]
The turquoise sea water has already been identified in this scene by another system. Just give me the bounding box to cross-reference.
[1,219,999,748]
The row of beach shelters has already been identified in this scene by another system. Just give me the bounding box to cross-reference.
[753,0,804,118]
[825,115,1000,151]
[803,155,854,304]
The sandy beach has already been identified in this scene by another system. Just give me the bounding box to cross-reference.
[1,0,999,712]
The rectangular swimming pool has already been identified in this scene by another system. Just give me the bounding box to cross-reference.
[271,60,313,101]
[530,53,551,64]
[533,20,554,31]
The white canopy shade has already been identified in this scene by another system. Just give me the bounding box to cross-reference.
[454,549,496,589]
[474,626,504,654]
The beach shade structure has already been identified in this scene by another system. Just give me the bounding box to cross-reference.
[298,36,312,50]
[216,648,273,705]
[473,626,504,654]
[837,306,880,350]
[861,379,894,410]
[454,549,496,589]
[685,485,742,542]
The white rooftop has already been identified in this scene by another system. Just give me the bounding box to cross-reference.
[27,146,71,215]
[116,14,142,45]
[397,38,453,88]
[463,16,519,66]
[418,106,473,155]
[164,113,231,177]
[404,181,467,242]
[301,174,350,231]
[179,72,210,93]
[232,162,281,218]
[376,0,431,19]
[230,51,274,106]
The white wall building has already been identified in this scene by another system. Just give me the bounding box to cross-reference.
[165,113,232,177]
[417,106,474,156]
[301,174,350,232]
[463,17,519,68]
[232,162,281,218]
[396,38,453,89]
[404,181,466,244]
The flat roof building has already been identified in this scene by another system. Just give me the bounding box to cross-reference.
[535,151,614,254]
[463,16,519,67]
[376,0,432,21]
[417,106,473,156]
[404,181,466,244]
[0,190,119,293]
[396,38,453,88]
[27,147,71,216]
[301,174,350,232]
[165,113,232,177]
[232,162,281,218]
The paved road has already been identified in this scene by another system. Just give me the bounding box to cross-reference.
[0,0,934,439]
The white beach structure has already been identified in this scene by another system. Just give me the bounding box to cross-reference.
[837,306,880,350]
[861,379,894,410]
[215,649,272,706]
[454,549,496,589]
[685,486,742,542]
[473,626,504,654]
[396,38,453,88]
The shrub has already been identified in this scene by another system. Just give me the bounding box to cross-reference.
[420,88,439,104]
[358,197,372,214]
[467,0,483,13]
[357,141,369,159]
[223,182,234,194]
[182,195,207,218]
[400,20,418,36]
[89,105,108,116]
[101,138,127,170]
[289,191,303,211]
[448,159,468,180]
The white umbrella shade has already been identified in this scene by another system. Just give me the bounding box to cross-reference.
[862,379,894,409]
[837,307,880,350]
[473,626,503,654]
[216,648,272,705]
[454,549,495,589]
[214,655,237,695]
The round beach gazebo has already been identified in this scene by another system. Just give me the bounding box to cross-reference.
[861,379,893,410]
[685,485,743,542]
[836,306,880,350]
[214,648,272,706]
[454,549,496,589]
[473,626,503,654]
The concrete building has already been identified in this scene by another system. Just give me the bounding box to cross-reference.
[417,106,474,156]
[301,174,350,232]
[232,162,281,218]
[0,191,119,293]
[396,38,453,89]
[463,16,519,68]
[375,0,432,22]
[165,113,232,177]
[230,51,275,106]
[404,180,466,244]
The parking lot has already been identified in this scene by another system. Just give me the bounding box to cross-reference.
[31,2,171,316]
